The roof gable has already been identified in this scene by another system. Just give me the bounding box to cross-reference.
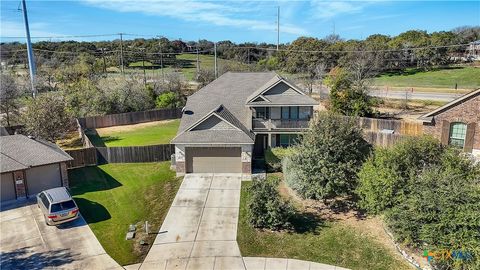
[191,114,237,131]
[246,77,313,105]
[419,88,480,122]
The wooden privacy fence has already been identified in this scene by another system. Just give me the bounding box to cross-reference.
[96,144,175,163]
[65,144,174,168]
[78,108,182,129]
[356,117,423,136]
[65,147,98,168]
[363,131,407,148]
[75,119,95,148]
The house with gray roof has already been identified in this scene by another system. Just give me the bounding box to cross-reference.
[171,72,317,175]
[1,134,73,203]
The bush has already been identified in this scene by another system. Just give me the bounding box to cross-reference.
[284,112,371,200]
[356,136,444,214]
[247,177,294,230]
[155,91,178,109]
[265,147,295,172]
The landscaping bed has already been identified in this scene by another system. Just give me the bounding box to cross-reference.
[237,175,411,270]
[87,119,180,147]
[68,162,182,265]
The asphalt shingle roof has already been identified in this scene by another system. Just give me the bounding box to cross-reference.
[0,135,73,173]
[172,72,317,144]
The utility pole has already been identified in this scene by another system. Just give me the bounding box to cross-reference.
[247,48,250,65]
[101,48,107,75]
[214,42,218,79]
[196,42,200,79]
[157,36,165,83]
[119,33,125,74]
[277,6,280,51]
[21,0,36,97]
[141,48,147,87]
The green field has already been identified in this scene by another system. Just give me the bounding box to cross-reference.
[69,162,181,265]
[87,119,180,147]
[374,66,480,90]
[237,181,410,270]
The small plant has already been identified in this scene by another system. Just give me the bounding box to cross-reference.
[247,178,294,230]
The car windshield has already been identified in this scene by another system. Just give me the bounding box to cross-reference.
[50,200,76,212]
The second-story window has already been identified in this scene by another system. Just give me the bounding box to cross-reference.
[255,107,269,119]
[281,106,299,120]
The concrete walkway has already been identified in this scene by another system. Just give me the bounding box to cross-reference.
[139,173,348,270]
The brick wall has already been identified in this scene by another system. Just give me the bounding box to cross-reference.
[423,94,480,152]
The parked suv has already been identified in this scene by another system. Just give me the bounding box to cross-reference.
[37,187,79,226]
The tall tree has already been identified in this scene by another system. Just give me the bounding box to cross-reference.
[0,74,23,126]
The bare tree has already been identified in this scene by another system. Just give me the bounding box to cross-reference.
[0,74,22,126]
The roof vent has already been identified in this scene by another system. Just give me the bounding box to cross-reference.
[216,105,224,113]
[184,110,194,115]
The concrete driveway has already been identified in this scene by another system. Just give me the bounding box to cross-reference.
[140,173,243,269]
[0,199,121,270]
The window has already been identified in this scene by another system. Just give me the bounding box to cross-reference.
[255,107,269,119]
[39,193,50,209]
[279,134,300,147]
[50,200,76,213]
[449,122,467,148]
[281,106,299,119]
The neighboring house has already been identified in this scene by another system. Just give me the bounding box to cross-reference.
[171,72,317,175]
[466,40,480,60]
[419,88,480,157]
[0,135,73,203]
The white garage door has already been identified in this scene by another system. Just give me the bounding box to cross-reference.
[1,173,16,202]
[186,147,242,173]
[26,164,62,196]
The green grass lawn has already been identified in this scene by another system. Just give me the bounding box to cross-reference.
[68,162,181,265]
[374,66,480,89]
[87,119,180,147]
[237,181,410,270]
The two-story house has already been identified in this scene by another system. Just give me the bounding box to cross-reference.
[171,72,318,175]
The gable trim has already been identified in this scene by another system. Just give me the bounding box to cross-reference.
[246,78,306,104]
[188,113,241,132]
[419,88,480,122]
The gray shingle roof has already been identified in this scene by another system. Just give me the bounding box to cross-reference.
[0,135,73,173]
[247,94,318,106]
[172,72,317,144]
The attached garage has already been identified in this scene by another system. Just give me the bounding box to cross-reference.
[26,164,62,196]
[186,147,242,173]
[1,173,16,202]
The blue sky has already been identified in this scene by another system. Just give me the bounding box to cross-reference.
[1,1,479,43]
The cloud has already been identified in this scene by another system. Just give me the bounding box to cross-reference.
[81,0,308,36]
[309,0,386,19]
[0,20,63,39]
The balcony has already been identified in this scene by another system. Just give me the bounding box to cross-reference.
[252,118,310,130]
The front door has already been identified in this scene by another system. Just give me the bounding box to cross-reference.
[253,134,268,157]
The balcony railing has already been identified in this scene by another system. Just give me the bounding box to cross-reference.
[252,118,310,130]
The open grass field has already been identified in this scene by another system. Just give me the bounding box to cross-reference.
[374,66,480,90]
[87,119,180,147]
[68,162,181,265]
[237,178,411,270]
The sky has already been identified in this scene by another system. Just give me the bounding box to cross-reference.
[1,0,479,44]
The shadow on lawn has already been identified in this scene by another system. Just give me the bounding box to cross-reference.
[379,66,464,77]
[69,167,123,195]
[84,129,121,147]
[73,198,111,224]
[290,211,325,234]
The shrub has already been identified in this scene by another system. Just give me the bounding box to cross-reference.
[356,136,444,213]
[247,177,294,230]
[155,91,178,109]
[265,147,295,172]
[284,112,371,200]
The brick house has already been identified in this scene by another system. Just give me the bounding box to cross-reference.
[419,88,480,157]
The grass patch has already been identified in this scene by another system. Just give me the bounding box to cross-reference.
[68,162,182,265]
[87,119,180,147]
[374,66,480,89]
[237,180,410,270]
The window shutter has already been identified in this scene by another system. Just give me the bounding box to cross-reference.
[464,122,476,153]
[440,120,450,145]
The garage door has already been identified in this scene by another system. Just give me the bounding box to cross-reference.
[26,164,62,196]
[186,147,242,173]
[1,173,16,202]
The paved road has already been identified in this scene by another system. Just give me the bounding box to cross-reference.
[0,199,121,270]
[138,173,349,270]
[369,90,461,102]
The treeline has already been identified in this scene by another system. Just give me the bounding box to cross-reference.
[1,26,479,74]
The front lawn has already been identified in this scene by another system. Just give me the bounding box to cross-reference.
[87,119,180,147]
[237,180,411,270]
[68,162,182,265]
